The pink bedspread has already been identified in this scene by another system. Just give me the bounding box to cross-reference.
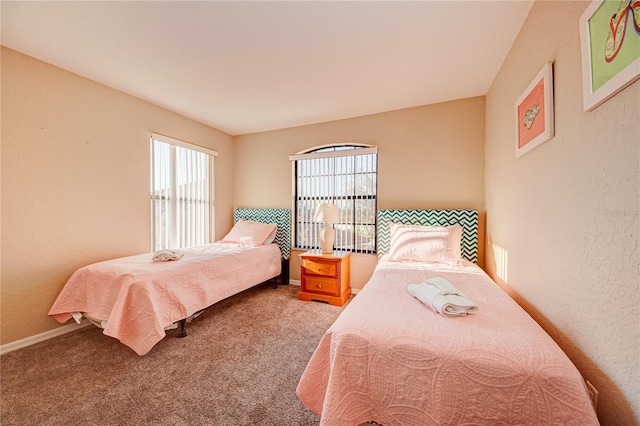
[49,243,281,355]
[297,257,599,425]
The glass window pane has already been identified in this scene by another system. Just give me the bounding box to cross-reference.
[294,145,377,254]
[151,137,214,251]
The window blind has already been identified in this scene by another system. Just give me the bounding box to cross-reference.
[291,145,377,254]
[150,133,216,251]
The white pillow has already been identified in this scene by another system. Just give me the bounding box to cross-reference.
[387,223,463,265]
[222,219,277,245]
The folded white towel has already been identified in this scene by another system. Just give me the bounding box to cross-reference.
[153,249,184,262]
[408,277,478,317]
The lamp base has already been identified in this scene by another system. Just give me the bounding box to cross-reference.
[319,224,335,254]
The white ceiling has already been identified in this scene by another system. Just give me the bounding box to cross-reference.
[1,1,533,136]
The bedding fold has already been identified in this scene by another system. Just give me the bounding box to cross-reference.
[152,250,183,262]
[408,276,478,316]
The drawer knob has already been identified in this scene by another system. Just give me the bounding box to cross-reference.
[316,284,322,289]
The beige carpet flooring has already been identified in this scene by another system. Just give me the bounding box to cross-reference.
[1,283,349,426]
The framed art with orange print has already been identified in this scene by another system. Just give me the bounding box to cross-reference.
[515,62,554,158]
[580,0,640,111]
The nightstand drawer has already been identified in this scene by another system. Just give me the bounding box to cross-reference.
[301,258,337,278]
[303,277,339,295]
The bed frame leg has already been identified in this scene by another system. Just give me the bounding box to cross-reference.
[281,259,290,285]
[271,259,290,289]
[178,319,187,338]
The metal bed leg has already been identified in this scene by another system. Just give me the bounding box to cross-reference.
[178,319,187,338]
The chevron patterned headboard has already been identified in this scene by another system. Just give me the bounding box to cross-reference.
[377,209,479,263]
[234,209,291,260]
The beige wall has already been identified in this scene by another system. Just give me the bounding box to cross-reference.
[234,97,486,288]
[0,47,235,345]
[485,1,639,424]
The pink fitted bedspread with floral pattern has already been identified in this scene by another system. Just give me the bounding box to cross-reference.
[49,243,281,355]
[297,257,599,425]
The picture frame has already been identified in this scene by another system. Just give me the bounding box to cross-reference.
[515,61,554,158]
[579,0,640,112]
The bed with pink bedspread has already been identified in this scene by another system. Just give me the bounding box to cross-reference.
[49,208,291,356]
[296,209,599,425]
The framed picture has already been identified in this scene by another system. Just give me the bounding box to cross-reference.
[515,62,554,158]
[580,0,640,112]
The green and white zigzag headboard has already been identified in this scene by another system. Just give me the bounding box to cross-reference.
[234,208,291,260]
[377,209,479,263]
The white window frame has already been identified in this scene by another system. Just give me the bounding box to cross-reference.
[290,144,378,254]
[150,133,217,251]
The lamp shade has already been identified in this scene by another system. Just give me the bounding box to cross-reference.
[314,203,339,223]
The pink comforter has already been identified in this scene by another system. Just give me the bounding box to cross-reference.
[297,257,599,425]
[49,243,281,355]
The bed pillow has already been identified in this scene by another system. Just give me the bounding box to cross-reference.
[232,219,278,244]
[262,224,278,245]
[222,219,277,245]
[387,223,463,265]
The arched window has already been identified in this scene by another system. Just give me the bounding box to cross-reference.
[290,144,377,254]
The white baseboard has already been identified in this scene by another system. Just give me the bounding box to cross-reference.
[1,321,90,356]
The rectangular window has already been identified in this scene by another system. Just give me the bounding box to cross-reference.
[291,146,377,254]
[150,133,217,251]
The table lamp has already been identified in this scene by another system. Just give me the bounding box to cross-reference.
[314,203,339,253]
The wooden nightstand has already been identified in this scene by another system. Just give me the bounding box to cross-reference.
[298,250,351,306]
